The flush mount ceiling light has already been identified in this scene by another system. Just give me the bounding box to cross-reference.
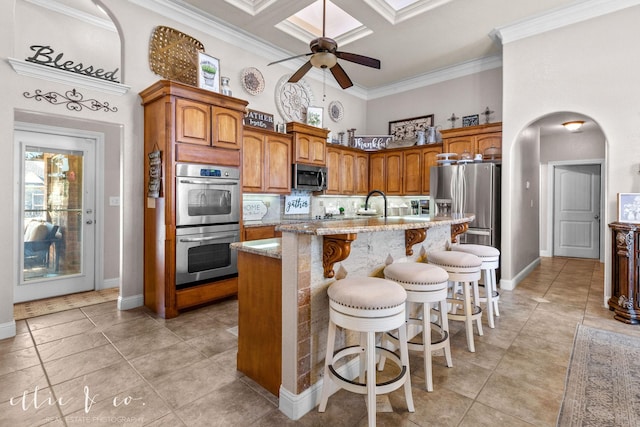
[563,121,585,131]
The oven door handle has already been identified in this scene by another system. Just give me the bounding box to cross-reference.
[179,234,237,243]
[178,179,238,186]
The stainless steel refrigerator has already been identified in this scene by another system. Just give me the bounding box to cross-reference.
[429,163,501,249]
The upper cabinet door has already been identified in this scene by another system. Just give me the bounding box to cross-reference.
[369,152,386,192]
[476,133,502,156]
[264,134,292,193]
[213,107,243,150]
[242,130,264,192]
[355,152,369,195]
[385,152,403,195]
[175,98,211,146]
[403,149,422,195]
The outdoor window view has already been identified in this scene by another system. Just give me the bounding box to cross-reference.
[23,147,83,281]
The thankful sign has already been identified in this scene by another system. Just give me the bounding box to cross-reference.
[26,45,120,83]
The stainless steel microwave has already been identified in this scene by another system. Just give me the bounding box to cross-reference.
[292,164,327,191]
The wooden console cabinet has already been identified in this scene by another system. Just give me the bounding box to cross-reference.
[139,80,248,318]
[608,222,640,324]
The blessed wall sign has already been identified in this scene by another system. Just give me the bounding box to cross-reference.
[26,45,120,83]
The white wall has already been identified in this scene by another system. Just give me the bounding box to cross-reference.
[501,4,640,296]
[366,67,503,133]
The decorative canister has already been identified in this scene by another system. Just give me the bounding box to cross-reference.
[416,130,426,145]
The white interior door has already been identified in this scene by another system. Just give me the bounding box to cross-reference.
[553,164,600,258]
[15,130,96,303]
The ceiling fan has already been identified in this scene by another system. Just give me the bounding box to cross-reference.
[268,0,381,89]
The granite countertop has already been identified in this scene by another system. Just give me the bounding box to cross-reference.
[275,214,474,235]
[231,238,282,259]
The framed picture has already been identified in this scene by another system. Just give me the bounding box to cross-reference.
[462,114,480,127]
[197,52,220,92]
[388,114,434,141]
[306,106,323,128]
[618,193,640,223]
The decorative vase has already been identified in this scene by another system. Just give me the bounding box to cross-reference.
[221,76,232,96]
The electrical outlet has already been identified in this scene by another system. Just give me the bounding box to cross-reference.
[109,196,120,206]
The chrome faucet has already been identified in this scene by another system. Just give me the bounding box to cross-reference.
[365,189,388,217]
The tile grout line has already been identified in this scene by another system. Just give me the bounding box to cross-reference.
[25,317,69,427]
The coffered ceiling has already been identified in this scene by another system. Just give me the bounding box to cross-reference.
[173,0,579,89]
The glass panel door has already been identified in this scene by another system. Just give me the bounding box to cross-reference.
[16,130,95,302]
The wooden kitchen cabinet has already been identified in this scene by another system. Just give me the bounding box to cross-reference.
[355,151,369,195]
[175,96,244,150]
[369,147,429,195]
[237,250,282,396]
[242,128,292,194]
[441,122,502,158]
[608,222,640,324]
[369,152,385,192]
[422,144,442,194]
[286,122,328,166]
[139,80,248,318]
[326,145,358,195]
[243,225,281,241]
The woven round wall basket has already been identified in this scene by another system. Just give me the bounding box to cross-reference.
[149,26,204,86]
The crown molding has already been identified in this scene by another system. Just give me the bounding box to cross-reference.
[366,55,502,100]
[492,0,640,45]
[363,0,455,25]
[8,59,130,95]
[25,0,117,32]
[223,0,278,16]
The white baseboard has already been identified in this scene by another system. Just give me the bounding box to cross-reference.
[0,320,17,340]
[500,257,541,291]
[279,357,360,420]
[539,249,552,257]
[118,293,144,311]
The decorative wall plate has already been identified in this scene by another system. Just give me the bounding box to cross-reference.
[240,67,265,96]
[275,74,314,122]
[328,100,344,122]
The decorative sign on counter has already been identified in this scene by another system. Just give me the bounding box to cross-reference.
[285,195,310,214]
[353,135,393,151]
[244,109,274,131]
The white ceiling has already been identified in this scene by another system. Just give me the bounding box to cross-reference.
[174,0,578,89]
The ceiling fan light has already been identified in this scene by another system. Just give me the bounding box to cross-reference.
[310,52,337,68]
[563,121,584,131]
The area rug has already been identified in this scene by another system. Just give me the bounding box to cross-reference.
[557,324,640,426]
[13,287,119,320]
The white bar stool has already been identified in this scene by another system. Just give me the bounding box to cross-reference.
[318,277,415,427]
[381,262,453,391]
[451,244,501,328]
[427,250,483,353]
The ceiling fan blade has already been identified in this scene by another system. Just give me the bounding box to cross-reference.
[335,51,381,69]
[288,61,313,83]
[330,63,353,89]
[268,52,312,66]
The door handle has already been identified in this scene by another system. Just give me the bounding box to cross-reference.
[86,220,94,225]
[594,214,600,220]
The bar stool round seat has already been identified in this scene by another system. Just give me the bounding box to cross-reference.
[451,244,501,328]
[428,250,483,353]
[318,277,415,427]
[382,262,453,391]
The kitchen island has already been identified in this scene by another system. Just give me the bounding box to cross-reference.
[232,214,474,419]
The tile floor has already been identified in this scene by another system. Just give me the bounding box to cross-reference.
[2,257,640,426]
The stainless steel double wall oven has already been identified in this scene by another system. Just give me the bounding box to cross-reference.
[174,163,240,288]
